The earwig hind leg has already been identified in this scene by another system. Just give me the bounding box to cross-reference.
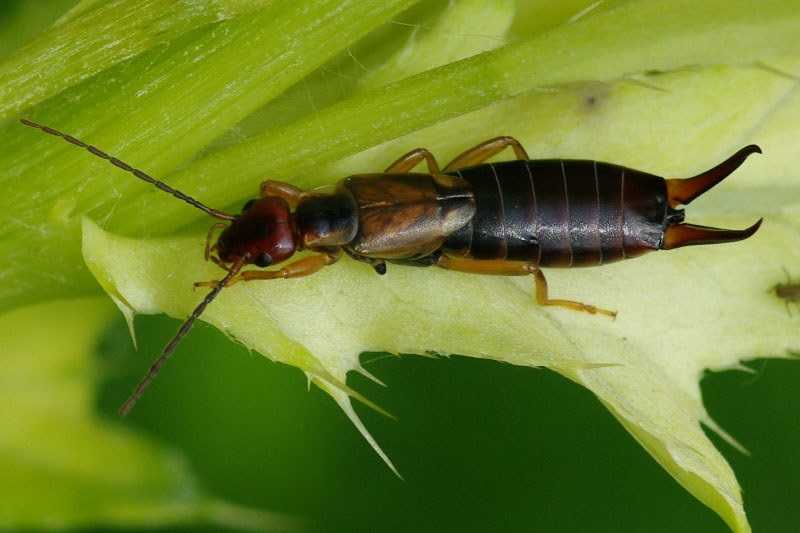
[529,267,617,319]
[385,148,442,174]
[443,136,530,172]
[194,250,341,288]
[260,180,307,208]
[436,255,616,319]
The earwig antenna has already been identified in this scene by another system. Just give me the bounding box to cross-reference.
[118,260,244,416]
[20,118,236,221]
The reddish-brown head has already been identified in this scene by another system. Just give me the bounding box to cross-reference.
[216,197,297,267]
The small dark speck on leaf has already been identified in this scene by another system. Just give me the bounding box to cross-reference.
[579,82,610,111]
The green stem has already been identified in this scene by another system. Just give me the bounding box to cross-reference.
[0,0,418,311]
[114,0,800,235]
[0,0,276,120]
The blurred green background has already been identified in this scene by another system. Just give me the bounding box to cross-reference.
[94,314,800,533]
[2,1,799,532]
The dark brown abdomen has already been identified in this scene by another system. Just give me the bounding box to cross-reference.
[443,160,669,267]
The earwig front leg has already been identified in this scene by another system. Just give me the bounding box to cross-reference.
[385,148,442,174]
[239,250,340,282]
[260,180,307,208]
[443,136,530,172]
[209,254,228,271]
[437,255,616,318]
[194,250,341,288]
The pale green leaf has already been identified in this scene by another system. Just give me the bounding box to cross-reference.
[81,172,799,533]
[81,57,800,532]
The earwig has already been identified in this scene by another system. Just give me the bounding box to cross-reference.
[774,268,800,316]
[21,120,763,414]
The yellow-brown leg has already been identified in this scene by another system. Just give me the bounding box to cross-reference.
[529,267,616,318]
[437,255,616,318]
[204,222,227,261]
[437,255,530,275]
[194,250,340,288]
[209,254,227,271]
[385,148,442,174]
[443,136,530,172]
[260,180,307,208]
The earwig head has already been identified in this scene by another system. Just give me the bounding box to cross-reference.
[661,145,763,250]
[216,196,297,267]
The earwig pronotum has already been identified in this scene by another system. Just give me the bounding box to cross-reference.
[21,119,763,414]
[774,268,800,316]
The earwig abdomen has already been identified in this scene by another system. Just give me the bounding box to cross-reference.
[445,160,673,267]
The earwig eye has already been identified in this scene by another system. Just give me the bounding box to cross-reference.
[254,252,272,267]
[242,199,256,213]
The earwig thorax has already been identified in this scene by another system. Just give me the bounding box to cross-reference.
[294,190,359,249]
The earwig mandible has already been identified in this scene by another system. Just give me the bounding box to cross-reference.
[21,119,763,415]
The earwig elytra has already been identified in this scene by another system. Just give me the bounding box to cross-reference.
[20,119,763,414]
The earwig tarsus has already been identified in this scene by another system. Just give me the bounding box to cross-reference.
[20,119,763,414]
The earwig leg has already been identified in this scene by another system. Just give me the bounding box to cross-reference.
[239,251,340,282]
[529,268,617,318]
[210,254,227,271]
[192,260,236,289]
[385,148,442,174]
[443,136,530,172]
[436,255,616,318]
[193,251,341,288]
[205,223,227,261]
[437,255,528,275]
[260,180,307,208]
